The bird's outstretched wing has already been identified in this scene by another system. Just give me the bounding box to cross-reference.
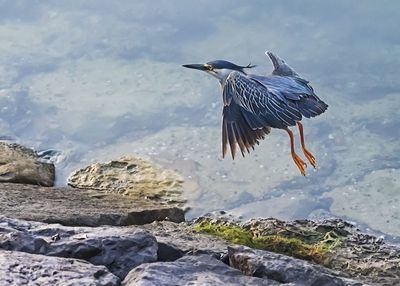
[222,71,303,159]
[263,51,328,117]
[251,74,328,119]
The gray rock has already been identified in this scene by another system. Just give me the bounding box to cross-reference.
[141,220,230,261]
[122,254,279,286]
[0,182,185,226]
[0,216,157,279]
[0,249,120,286]
[228,246,366,286]
[0,142,55,186]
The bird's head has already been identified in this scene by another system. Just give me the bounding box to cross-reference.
[182,60,255,83]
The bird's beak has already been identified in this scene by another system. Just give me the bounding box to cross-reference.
[182,63,208,71]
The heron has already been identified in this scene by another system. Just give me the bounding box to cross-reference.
[182,51,328,176]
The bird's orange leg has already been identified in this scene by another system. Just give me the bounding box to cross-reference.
[286,128,307,176]
[297,122,317,168]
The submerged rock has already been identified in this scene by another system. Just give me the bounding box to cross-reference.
[0,142,55,186]
[0,216,157,279]
[123,254,277,286]
[0,250,120,286]
[327,168,400,237]
[68,156,185,206]
[0,182,185,226]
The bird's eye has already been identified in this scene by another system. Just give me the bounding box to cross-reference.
[204,64,213,71]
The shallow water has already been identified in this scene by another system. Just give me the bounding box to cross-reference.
[1,1,399,238]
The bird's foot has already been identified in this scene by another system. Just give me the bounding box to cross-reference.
[302,148,317,169]
[292,153,307,176]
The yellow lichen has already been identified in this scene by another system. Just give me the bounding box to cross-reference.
[193,220,342,263]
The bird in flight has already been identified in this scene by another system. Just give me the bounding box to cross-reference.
[182,51,328,176]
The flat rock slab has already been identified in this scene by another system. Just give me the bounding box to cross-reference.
[0,142,54,186]
[68,156,185,206]
[0,182,185,226]
[228,246,364,286]
[0,216,158,279]
[0,250,120,286]
[123,254,279,286]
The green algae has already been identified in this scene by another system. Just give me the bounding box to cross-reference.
[193,220,342,263]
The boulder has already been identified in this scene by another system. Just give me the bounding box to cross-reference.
[0,216,157,279]
[0,142,54,186]
[0,182,185,226]
[0,250,120,286]
[141,220,230,261]
[228,246,363,286]
[68,156,185,207]
[122,254,279,286]
[193,213,400,285]
[244,217,400,285]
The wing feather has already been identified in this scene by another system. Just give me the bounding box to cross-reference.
[225,71,301,129]
[222,103,271,159]
[251,74,328,118]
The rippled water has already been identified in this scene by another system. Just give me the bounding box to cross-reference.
[1,1,399,238]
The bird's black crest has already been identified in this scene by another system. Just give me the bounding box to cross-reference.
[207,60,256,72]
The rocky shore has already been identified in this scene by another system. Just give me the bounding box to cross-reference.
[1,143,399,285]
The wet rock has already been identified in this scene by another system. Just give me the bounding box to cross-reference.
[0,182,185,226]
[122,254,278,286]
[0,216,157,279]
[68,156,185,206]
[0,249,120,286]
[36,149,65,164]
[228,246,363,286]
[0,142,54,186]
